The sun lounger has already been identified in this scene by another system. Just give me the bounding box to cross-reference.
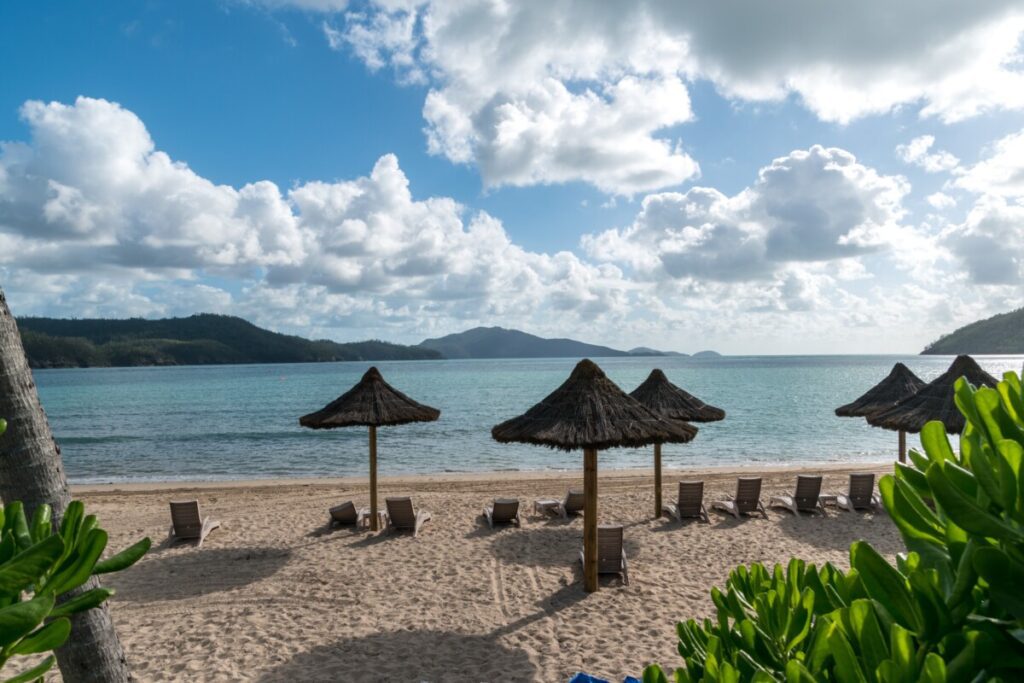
[711,477,767,519]
[661,481,709,523]
[168,500,220,547]
[833,473,881,512]
[483,498,521,528]
[534,489,585,518]
[385,496,432,536]
[769,475,826,516]
[579,524,629,585]
[329,500,370,529]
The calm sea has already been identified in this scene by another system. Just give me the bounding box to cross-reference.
[33,355,1024,484]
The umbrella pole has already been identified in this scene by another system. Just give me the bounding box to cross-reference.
[584,448,598,593]
[898,430,906,464]
[369,425,379,531]
[654,443,662,519]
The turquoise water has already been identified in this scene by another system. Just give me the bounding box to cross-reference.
[33,355,1024,484]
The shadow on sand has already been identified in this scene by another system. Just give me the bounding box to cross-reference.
[487,525,640,567]
[255,629,537,683]
[106,546,292,603]
[774,510,903,554]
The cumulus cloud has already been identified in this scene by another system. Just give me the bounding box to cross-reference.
[0,97,635,337]
[926,192,957,210]
[954,129,1024,197]
[945,195,1024,285]
[896,135,960,173]
[583,145,910,283]
[309,1,1024,194]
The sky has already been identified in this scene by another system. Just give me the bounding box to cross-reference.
[1,1,1023,354]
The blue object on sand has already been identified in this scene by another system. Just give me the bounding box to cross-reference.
[568,675,640,683]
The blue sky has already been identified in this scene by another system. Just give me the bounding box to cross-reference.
[1,1,1023,353]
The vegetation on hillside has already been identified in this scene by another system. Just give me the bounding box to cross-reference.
[923,307,1024,354]
[17,314,441,368]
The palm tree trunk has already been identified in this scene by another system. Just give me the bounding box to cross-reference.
[0,289,133,682]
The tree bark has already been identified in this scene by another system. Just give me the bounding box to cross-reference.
[583,448,598,593]
[0,289,133,682]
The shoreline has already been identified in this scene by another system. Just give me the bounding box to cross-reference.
[73,460,893,493]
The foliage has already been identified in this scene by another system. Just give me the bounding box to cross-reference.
[0,500,150,682]
[642,370,1024,682]
[923,307,1024,354]
[17,314,441,368]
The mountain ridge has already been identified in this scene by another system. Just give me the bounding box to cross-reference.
[416,326,684,359]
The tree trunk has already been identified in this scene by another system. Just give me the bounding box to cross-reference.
[583,448,598,593]
[653,443,662,519]
[0,289,133,682]
[898,430,907,464]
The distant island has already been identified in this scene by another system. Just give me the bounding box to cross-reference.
[922,308,1024,354]
[692,350,723,358]
[416,327,684,359]
[18,315,441,368]
[17,316,714,368]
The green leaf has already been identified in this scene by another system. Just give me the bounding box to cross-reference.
[826,626,868,683]
[47,587,113,618]
[849,599,889,675]
[0,535,63,596]
[0,593,54,648]
[642,664,670,683]
[2,655,55,683]
[9,617,71,654]
[920,421,955,464]
[917,652,946,683]
[94,537,150,574]
[973,547,1024,620]
[784,659,817,683]
[926,463,1024,543]
[6,503,31,551]
[45,528,107,595]
[27,505,50,547]
[850,541,922,633]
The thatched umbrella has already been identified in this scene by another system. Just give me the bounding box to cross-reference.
[492,359,696,592]
[835,362,926,463]
[300,367,440,531]
[867,355,997,445]
[629,369,717,517]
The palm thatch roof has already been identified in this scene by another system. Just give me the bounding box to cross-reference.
[299,367,440,429]
[866,355,998,434]
[491,359,698,451]
[629,369,724,423]
[835,362,926,418]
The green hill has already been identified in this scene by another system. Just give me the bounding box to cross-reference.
[922,308,1024,354]
[17,314,441,368]
[416,326,678,359]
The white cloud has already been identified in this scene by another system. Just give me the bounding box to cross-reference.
[945,195,1024,285]
[926,192,957,210]
[954,129,1024,197]
[312,1,1024,194]
[583,145,910,282]
[1,96,1014,354]
[896,135,960,172]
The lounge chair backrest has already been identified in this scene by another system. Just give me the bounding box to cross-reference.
[331,501,357,523]
[170,500,202,538]
[734,478,763,513]
[794,475,823,510]
[677,481,705,516]
[386,497,416,529]
[848,473,876,507]
[597,525,624,572]
[492,498,519,522]
[564,489,585,513]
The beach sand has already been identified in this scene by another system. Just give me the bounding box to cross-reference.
[73,464,901,682]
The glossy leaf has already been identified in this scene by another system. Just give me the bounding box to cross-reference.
[93,537,151,575]
[2,655,55,683]
[9,617,70,655]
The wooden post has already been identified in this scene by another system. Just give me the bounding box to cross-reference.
[369,425,379,531]
[898,430,906,464]
[654,443,662,519]
[583,448,598,593]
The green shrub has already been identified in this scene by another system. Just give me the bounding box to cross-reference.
[643,370,1024,682]
[0,500,150,682]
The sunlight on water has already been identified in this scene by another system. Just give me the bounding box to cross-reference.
[34,355,1024,483]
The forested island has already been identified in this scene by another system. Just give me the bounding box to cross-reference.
[922,307,1024,354]
[18,314,441,368]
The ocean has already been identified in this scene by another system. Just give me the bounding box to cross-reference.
[33,355,1024,484]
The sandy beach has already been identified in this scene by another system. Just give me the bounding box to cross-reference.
[75,465,901,682]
